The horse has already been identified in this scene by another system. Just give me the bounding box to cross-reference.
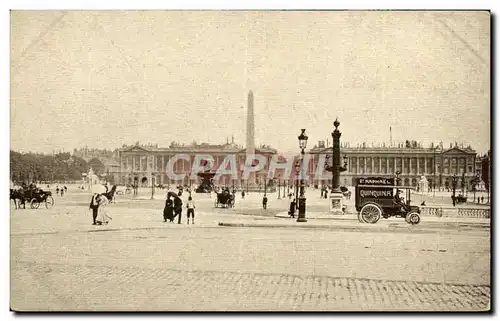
[100,185,117,204]
[10,189,26,209]
[10,188,27,209]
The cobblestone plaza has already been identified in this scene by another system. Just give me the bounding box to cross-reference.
[10,187,490,311]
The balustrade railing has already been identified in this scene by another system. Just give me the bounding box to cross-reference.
[419,206,490,218]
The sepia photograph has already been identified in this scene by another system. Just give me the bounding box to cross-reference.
[9,9,491,312]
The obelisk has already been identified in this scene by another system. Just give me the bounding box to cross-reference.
[246,90,256,185]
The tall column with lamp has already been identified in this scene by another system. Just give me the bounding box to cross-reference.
[297,129,308,222]
[326,119,348,213]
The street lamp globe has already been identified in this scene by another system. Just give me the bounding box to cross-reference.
[298,129,308,150]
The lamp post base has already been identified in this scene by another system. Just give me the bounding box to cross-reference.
[297,196,307,222]
[329,192,344,214]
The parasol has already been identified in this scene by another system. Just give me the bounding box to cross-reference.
[167,191,181,200]
[92,184,107,194]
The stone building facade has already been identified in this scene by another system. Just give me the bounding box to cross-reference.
[117,142,277,187]
[308,144,478,190]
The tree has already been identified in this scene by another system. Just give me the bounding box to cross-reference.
[10,150,89,183]
[481,156,490,191]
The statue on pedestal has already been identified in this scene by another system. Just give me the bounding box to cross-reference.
[418,176,429,193]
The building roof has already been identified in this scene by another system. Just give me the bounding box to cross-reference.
[120,143,277,154]
[308,146,476,155]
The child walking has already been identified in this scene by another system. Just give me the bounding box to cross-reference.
[186,196,196,224]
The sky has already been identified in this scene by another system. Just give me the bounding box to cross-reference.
[10,10,490,155]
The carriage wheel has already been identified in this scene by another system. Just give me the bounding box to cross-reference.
[406,212,421,225]
[30,198,40,209]
[360,203,381,224]
[45,196,54,209]
[357,211,365,223]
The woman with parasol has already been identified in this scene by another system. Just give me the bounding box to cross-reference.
[163,192,176,222]
[92,185,112,225]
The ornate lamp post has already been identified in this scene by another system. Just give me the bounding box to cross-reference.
[432,144,438,197]
[472,172,479,203]
[151,172,155,200]
[395,170,402,186]
[189,171,193,197]
[297,129,308,222]
[294,160,300,209]
[451,174,458,206]
[277,175,281,199]
[394,170,401,194]
[487,150,491,205]
[326,118,348,213]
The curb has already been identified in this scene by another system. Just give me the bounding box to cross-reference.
[218,222,373,232]
[273,213,491,226]
[217,222,490,235]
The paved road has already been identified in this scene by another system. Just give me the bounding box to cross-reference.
[10,192,491,311]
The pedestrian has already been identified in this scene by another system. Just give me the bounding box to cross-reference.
[173,194,183,224]
[320,189,324,198]
[186,196,196,224]
[481,196,484,203]
[56,186,60,196]
[288,198,296,218]
[163,194,174,222]
[96,194,112,225]
[89,193,99,225]
[241,191,245,199]
[324,190,328,199]
[262,195,268,210]
[478,196,480,204]
[64,186,67,193]
[60,187,64,197]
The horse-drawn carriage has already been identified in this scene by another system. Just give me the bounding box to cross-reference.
[214,188,235,208]
[355,177,421,225]
[453,194,467,204]
[28,189,55,209]
[11,187,54,209]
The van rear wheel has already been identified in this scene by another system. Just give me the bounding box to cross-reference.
[360,203,382,224]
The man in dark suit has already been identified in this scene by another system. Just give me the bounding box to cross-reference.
[89,193,99,225]
[173,194,183,224]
